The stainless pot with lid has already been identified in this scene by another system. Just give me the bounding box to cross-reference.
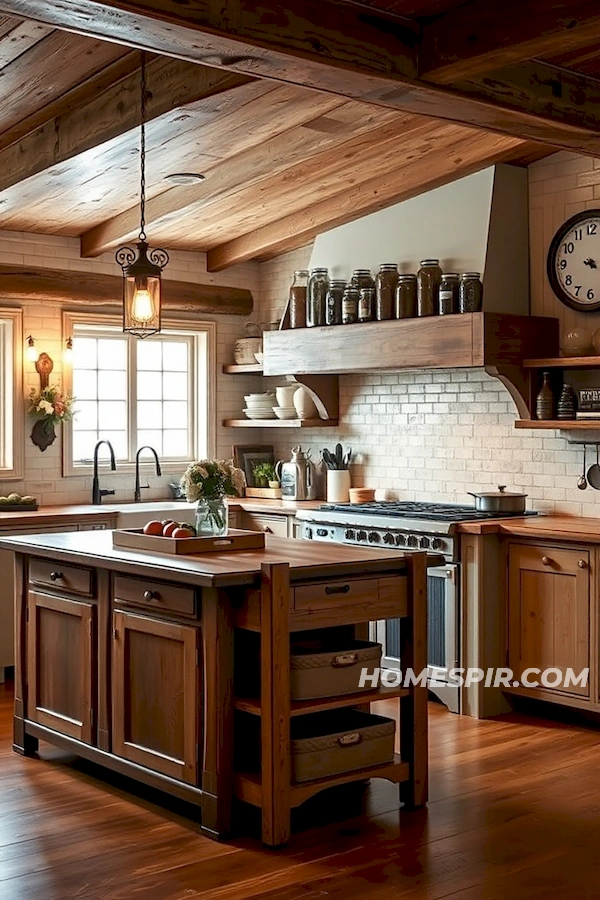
[467,485,527,513]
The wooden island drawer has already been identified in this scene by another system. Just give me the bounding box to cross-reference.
[29,559,93,597]
[294,576,406,616]
[113,575,196,617]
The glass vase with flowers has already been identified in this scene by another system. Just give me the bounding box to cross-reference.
[180,459,245,537]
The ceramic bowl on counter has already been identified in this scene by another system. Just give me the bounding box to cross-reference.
[243,407,277,420]
[273,406,298,420]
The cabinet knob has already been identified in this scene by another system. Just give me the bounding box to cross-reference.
[50,571,63,581]
[578,559,587,569]
[143,590,159,601]
[262,525,272,533]
[541,556,551,566]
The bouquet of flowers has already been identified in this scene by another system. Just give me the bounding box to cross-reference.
[180,459,245,502]
[27,385,75,425]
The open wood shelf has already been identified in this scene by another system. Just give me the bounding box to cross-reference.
[222,418,338,428]
[222,363,263,374]
[234,753,409,808]
[515,420,600,430]
[523,356,600,368]
[234,685,410,718]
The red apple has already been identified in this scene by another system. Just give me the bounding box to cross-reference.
[160,518,174,527]
[172,526,195,539]
[162,521,179,537]
[143,520,163,536]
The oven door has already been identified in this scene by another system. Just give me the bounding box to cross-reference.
[373,562,460,714]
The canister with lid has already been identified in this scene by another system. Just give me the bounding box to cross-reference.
[350,269,375,291]
[342,286,359,324]
[325,279,346,326]
[375,263,398,320]
[358,286,375,322]
[438,273,459,315]
[395,274,417,319]
[289,269,309,329]
[307,268,329,327]
[417,259,442,317]
[458,272,483,313]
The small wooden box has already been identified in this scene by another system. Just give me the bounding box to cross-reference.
[245,487,282,499]
[112,527,265,555]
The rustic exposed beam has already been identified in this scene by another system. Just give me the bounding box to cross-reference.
[0,55,251,193]
[80,99,406,258]
[420,0,600,85]
[2,0,600,156]
[0,264,253,315]
[206,128,529,270]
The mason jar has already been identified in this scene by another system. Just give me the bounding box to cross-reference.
[325,279,346,326]
[458,272,483,313]
[289,269,309,329]
[350,269,375,292]
[307,268,329,327]
[395,274,417,319]
[358,286,375,322]
[375,263,399,321]
[438,273,459,315]
[417,259,442,317]
[341,286,359,324]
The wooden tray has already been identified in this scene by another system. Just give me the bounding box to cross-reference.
[112,527,266,555]
[0,501,38,511]
[245,487,282,499]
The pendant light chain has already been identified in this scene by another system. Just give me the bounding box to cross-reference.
[139,50,147,242]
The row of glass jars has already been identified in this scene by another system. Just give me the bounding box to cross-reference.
[289,262,483,328]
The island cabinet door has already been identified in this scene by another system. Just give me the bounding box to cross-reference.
[27,590,95,743]
[112,610,200,785]
[508,544,591,698]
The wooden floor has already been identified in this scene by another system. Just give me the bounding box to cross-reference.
[2,682,600,900]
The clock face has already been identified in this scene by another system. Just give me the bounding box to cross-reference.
[547,210,600,312]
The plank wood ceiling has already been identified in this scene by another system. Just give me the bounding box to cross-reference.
[0,3,598,269]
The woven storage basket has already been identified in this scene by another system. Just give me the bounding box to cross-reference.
[291,710,395,783]
[290,638,382,700]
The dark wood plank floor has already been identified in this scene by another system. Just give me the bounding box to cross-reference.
[2,681,600,900]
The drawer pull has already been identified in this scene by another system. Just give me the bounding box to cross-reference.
[325,584,350,595]
[262,525,273,533]
[50,571,63,581]
[143,590,160,601]
[333,653,358,668]
[338,732,362,747]
[541,556,552,566]
[579,559,587,569]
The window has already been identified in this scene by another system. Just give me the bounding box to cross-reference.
[63,312,215,473]
[0,308,23,480]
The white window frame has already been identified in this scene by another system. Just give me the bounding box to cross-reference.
[62,311,216,476]
[0,307,23,480]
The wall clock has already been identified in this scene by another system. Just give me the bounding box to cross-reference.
[547,209,600,312]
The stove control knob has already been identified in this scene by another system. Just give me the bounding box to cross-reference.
[316,528,328,537]
[357,530,367,542]
[345,529,356,541]
[383,532,395,545]
[395,534,407,546]
[419,536,430,549]
[368,531,380,543]
[407,535,419,548]
[432,538,444,551]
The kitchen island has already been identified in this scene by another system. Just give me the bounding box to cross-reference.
[0,530,434,846]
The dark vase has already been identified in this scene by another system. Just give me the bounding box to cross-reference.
[31,418,56,451]
[556,384,577,420]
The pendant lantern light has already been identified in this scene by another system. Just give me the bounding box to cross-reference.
[116,52,169,338]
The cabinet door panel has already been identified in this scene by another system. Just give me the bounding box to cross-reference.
[112,610,199,784]
[241,512,288,537]
[27,591,95,742]
[508,545,590,697]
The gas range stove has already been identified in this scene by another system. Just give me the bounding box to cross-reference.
[296,500,536,560]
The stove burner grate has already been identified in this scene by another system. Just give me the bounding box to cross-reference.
[318,501,535,523]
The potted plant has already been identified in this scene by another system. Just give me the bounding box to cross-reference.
[27,385,75,451]
[252,461,277,488]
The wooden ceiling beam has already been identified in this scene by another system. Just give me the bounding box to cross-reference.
[419,0,600,85]
[80,98,405,257]
[206,129,530,270]
[0,54,252,193]
[0,263,253,314]
[3,0,600,156]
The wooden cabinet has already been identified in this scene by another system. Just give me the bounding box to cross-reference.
[112,609,200,784]
[508,543,591,698]
[241,511,290,538]
[26,589,95,742]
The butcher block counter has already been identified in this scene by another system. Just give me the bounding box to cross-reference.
[458,514,600,541]
[1,530,434,846]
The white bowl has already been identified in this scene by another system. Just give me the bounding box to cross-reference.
[273,407,298,420]
[244,393,276,408]
[243,407,277,419]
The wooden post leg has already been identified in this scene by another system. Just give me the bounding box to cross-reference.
[400,551,428,809]
[260,562,291,847]
[13,553,37,756]
[201,587,234,840]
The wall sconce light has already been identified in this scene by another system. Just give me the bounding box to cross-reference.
[64,337,73,362]
[26,335,39,362]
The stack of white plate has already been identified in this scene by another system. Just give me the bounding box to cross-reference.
[244,393,277,419]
